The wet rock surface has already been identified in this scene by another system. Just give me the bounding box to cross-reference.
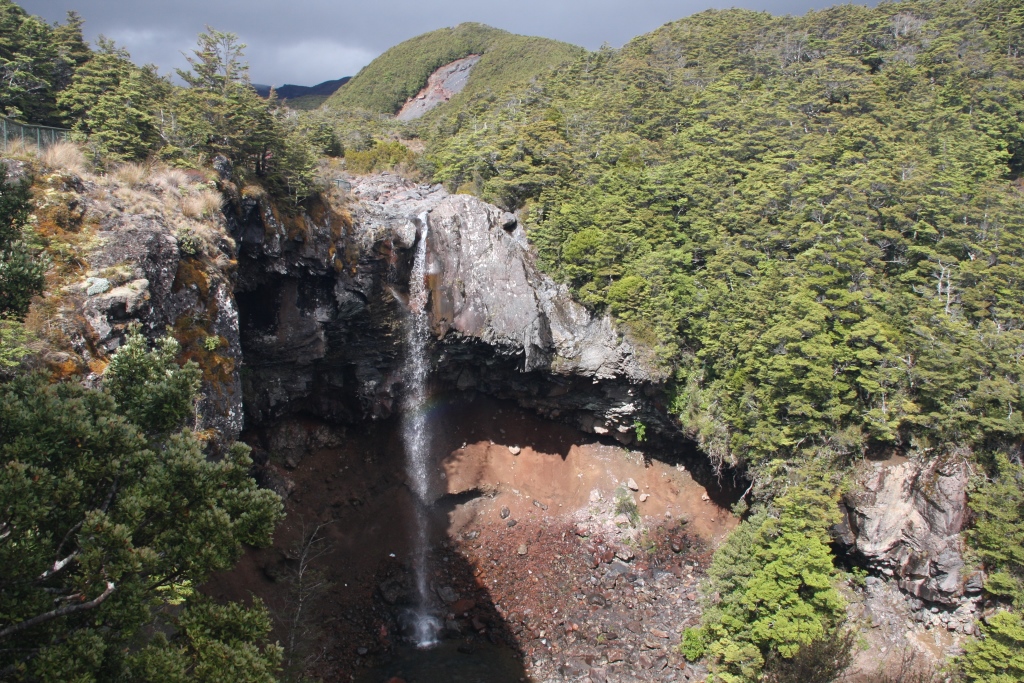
[234,172,673,446]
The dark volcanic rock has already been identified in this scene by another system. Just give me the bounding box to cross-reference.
[234,172,670,445]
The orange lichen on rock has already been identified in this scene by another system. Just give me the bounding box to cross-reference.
[173,258,212,300]
[172,315,235,395]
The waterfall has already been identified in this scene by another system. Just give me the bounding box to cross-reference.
[400,214,440,648]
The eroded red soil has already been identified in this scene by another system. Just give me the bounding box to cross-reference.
[207,394,738,682]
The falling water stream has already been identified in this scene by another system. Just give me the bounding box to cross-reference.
[400,215,441,648]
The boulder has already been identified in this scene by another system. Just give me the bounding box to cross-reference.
[836,456,971,604]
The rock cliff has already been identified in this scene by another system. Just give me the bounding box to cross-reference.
[834,455,978,605]
[28,159,975,609]
[230,172,668,447]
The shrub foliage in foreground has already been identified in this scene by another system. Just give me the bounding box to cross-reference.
[0,332,284,681]
[682,476,847,683]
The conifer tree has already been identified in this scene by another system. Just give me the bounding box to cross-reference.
[0,165,43,317]
[0,332,284,681]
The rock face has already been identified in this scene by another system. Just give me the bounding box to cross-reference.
[233,172,668,449]
[39,168,244,446]
[835,456,975,605]
[396,55,481,121]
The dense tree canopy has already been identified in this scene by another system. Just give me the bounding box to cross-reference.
[422,0,1024,473]
[0,333,284,681]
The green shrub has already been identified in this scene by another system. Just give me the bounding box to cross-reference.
[0,331,284,680]
[344,140,416,174]
[689,475,847,682]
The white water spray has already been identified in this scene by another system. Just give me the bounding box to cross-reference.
[400,215,440,648]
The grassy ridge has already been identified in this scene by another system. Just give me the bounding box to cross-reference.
[325,22,583,115]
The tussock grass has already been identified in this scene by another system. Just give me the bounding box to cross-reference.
[40,142,88,176]
[180,190,223,219]
[113,162,150,187]
[152,167,188,190]
[1,139,39,161]
[240,183,267,199]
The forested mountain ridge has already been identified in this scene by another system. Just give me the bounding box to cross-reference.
[419,0,1024,474]
[325,22,585,116]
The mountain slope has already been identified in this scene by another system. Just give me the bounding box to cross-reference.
[325,22,584,115]
[424,0,1024,470]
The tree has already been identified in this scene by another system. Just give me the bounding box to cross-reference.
[58,39,168,161]
[0,332,284,681]
[958,611,1024,683]
[0,2,87,125]
[0,165,43,317]
[177,28,249,97]
[682,474,847,683]
[169,28,317,200]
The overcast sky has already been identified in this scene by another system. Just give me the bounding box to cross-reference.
[22,0,859,87]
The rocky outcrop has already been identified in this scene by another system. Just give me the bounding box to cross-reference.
[30,166,244,445]
[396,55,481,121]
[835,456,978,605]
[233,172,669,449]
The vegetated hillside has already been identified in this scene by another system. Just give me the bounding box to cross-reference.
[425,0,1024,475]
[252,77,351,109]
[325,22,584,115]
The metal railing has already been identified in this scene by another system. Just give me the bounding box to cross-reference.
[2,117,71,151]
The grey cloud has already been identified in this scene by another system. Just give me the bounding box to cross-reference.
[20,0,854,86]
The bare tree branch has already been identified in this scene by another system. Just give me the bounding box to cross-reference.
[0,582,115,640]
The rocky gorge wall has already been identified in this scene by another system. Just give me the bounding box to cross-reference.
[27,157,980,617]
[227,170,672,451]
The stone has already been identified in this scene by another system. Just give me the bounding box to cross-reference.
[837,456,971,604]
[639,493,650,502]
[451,598,476,615]
[606,649,625,663]
[501,212,518,231]
[500,506,510,519]
[506,519,518,528]
[85,277,111,296]
[533,499,549,511]
[590,490,603,503]
[517,544,528,556]
[509,445,521,455]
[627,478,639,491]
[212,154,233,180]
[378,576,411,605]
[607,560,632,576]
